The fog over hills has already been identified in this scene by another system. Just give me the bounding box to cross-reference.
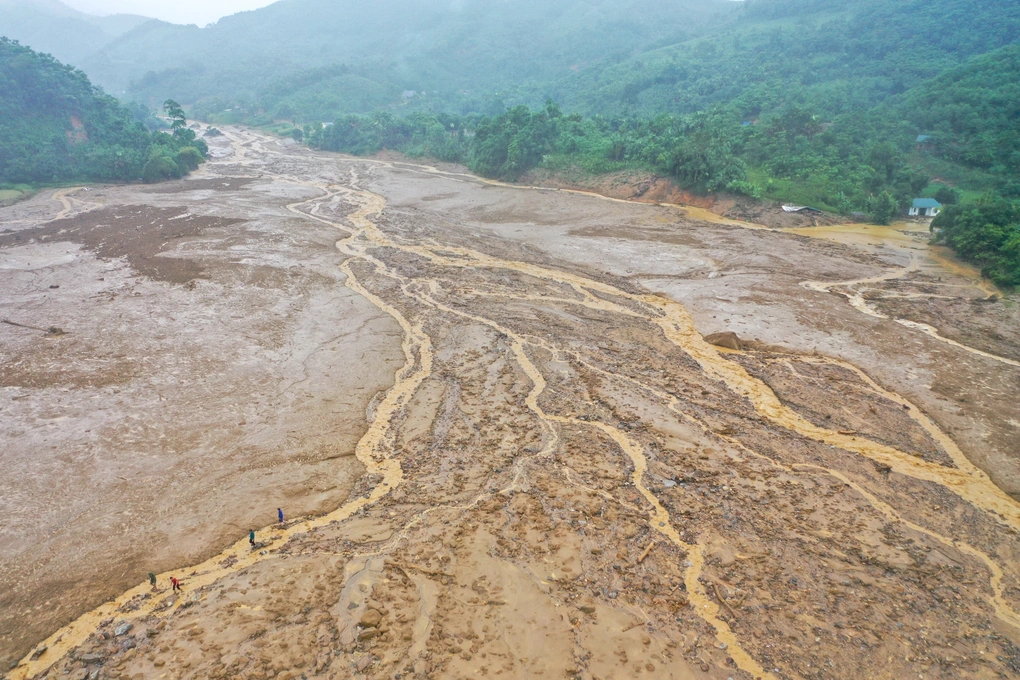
[0,0,149,67]
[61,0,277,27]
[82,0,738,102]
[3,3,1020,677]
[0,0,742,100]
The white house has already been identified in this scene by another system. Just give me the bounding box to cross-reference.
[909,198,942,217]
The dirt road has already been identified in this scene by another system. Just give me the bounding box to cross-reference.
[3,129,1019,679]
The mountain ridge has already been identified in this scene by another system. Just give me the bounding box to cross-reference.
[0,0,151,70]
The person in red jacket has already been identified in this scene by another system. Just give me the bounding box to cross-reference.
[170,576,181,592]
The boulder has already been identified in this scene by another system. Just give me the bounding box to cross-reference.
[704,331,741,350]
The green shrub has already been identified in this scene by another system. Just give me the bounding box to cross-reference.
[142,152,179,183]
[931,197,1020,286]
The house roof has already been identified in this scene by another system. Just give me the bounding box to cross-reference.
[916,134,933,142]
[913,198,942,208]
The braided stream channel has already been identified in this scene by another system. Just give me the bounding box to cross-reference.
[12,129,1020,680]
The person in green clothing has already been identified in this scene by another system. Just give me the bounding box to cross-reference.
[249,530,256,548]
[148,572,157,591]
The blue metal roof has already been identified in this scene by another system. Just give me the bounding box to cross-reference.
[916,134,933,142]
[913,198,942,208]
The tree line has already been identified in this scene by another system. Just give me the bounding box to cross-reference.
[305,102,927,222]
[304,97,1017,285]
[0,38,206,185]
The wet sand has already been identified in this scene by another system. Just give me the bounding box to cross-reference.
[3,129,1019,680]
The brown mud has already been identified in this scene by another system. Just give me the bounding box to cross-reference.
[519,167,845,229]
[2,129,1019,680]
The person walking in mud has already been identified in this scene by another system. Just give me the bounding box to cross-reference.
[148,572,157,591]
[278,507,284,524]
[170,576,181,592]
[249,529,256,548]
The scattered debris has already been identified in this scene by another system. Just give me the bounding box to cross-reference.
[2,318,65,336]
[637,541,657,564]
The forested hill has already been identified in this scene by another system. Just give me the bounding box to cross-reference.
[564,0,1020,117]
[58,0,1016,124]
[0,0,149,74]
[0,38,207,184]
[79,0,737,110]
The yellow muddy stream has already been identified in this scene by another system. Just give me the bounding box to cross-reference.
[787,222,1020,367]
[13,130,1020,679]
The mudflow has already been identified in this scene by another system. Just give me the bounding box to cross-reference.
[2,129,1019,680]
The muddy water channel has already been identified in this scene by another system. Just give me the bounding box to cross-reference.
[5,130,1020,680]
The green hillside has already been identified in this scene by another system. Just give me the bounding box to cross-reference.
[1,0,1016,283]
[0,38,206,184]
[899,44,1020,193]
[562,0,1020,117]
[79,0,736,109]
[0,0,149,79]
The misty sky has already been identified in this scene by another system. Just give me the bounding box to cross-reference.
[62,0,279,26]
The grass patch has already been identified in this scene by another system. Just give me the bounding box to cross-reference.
[0,184,32,205]
[258,121,304,140]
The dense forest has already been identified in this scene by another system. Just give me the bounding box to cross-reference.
[0,38,207,184]
[931,198,1020,287]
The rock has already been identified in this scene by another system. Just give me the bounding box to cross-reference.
[78,653,104,663]
[704,332,741,351]
[29,646,46,660]
[114,622,134,636]
[578,605,596,614]
[358,628,380,641]
[360,609,383,628]
[365,599,387,613]
[355,656,373,671]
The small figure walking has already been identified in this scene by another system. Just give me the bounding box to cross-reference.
[249,530,256,548]
[170,576,181,592]
[278,507,284,524]
[148,572,157,591]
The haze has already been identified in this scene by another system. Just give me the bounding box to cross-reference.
[62,0,277,25]
[3,1,1020,678]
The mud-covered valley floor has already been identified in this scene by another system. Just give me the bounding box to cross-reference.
[2,129,1019,680]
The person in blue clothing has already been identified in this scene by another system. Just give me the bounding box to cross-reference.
[249,530,256,548]
[278,507,284,524]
